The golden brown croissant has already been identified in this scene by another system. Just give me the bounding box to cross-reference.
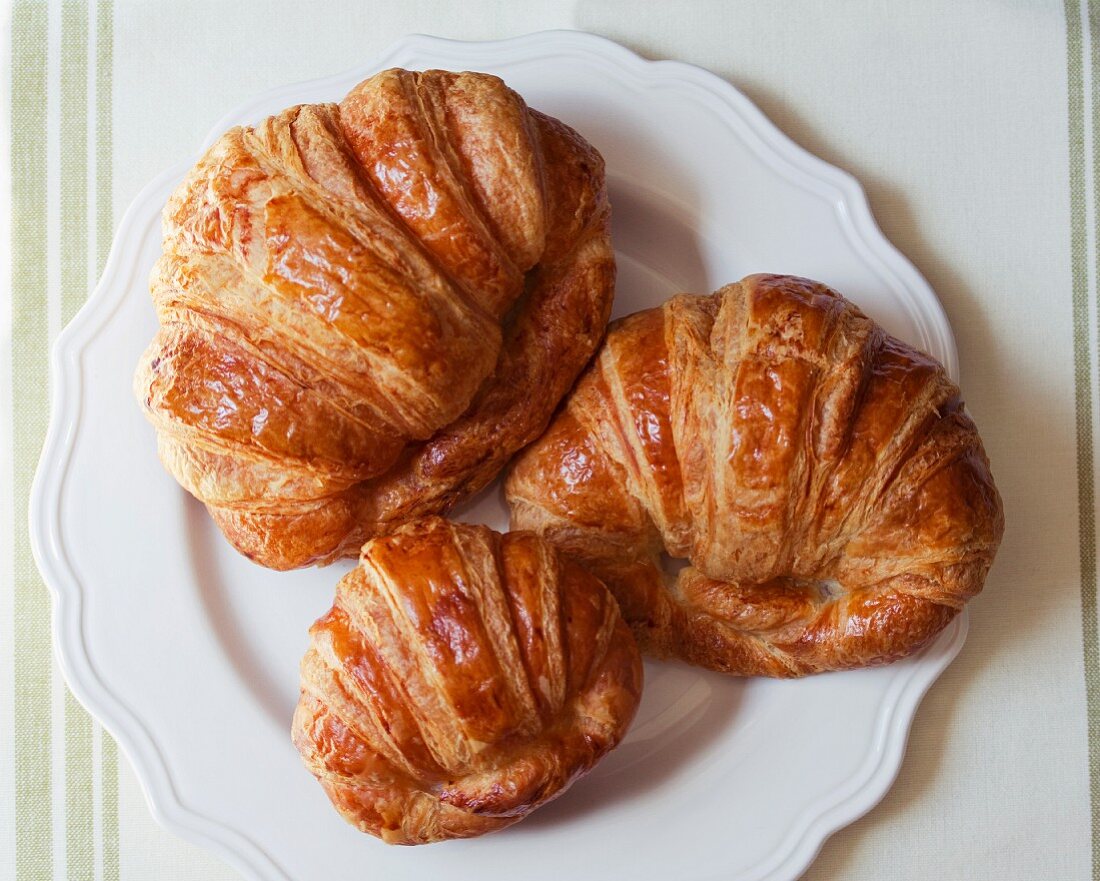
[291,517,642,843]
[135,69,614,569]
[506,274,1004,676]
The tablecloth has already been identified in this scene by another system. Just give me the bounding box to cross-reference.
[0,1,1092,878]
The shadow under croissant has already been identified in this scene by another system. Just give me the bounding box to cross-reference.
[519,663,745,830]
[186,494,306,728]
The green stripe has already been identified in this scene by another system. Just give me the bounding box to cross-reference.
[1087,0,1100,876]
[59,2,95,879]
[94,0,112,273]
[101,738,118,881]
[94,3,119,879]
[62,692,94,874]
[60,1,88,326]
[11,2,53,879]
[1068,0,1100,877]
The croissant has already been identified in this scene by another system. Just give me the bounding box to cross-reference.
[291,517,642,843]
[135,69,614,569]
[506,274,1004,676]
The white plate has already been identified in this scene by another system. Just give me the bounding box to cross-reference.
[31,30,964,881]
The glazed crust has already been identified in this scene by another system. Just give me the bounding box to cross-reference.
[291,518,642,844]
[135,69,614,569]
[506,275,1004,676]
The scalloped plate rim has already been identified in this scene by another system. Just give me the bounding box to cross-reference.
[28,29,966,881]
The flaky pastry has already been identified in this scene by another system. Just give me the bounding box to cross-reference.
[136,69,614,569]
[292,517,642,843]
[507,275,1004,676]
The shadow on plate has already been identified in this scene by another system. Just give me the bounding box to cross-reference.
[185,495,297,726]
[521,662,745,829]
[606,174,710,312]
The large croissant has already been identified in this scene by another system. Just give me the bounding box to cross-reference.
[135,69,614,569]
[292,517,642,843]
[507,275,1004,676]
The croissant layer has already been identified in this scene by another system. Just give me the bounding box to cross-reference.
[506,275,1004,676]
[136,69,614,569]
[292,517,642,843]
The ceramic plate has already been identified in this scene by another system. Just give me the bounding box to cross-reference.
[31,30,963,881]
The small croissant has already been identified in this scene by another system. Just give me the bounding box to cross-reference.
[507,275,1004,676]
[292,517,642,844]
[135,69,614,569]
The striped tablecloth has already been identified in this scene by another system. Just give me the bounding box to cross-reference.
[1,1,1093,878]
